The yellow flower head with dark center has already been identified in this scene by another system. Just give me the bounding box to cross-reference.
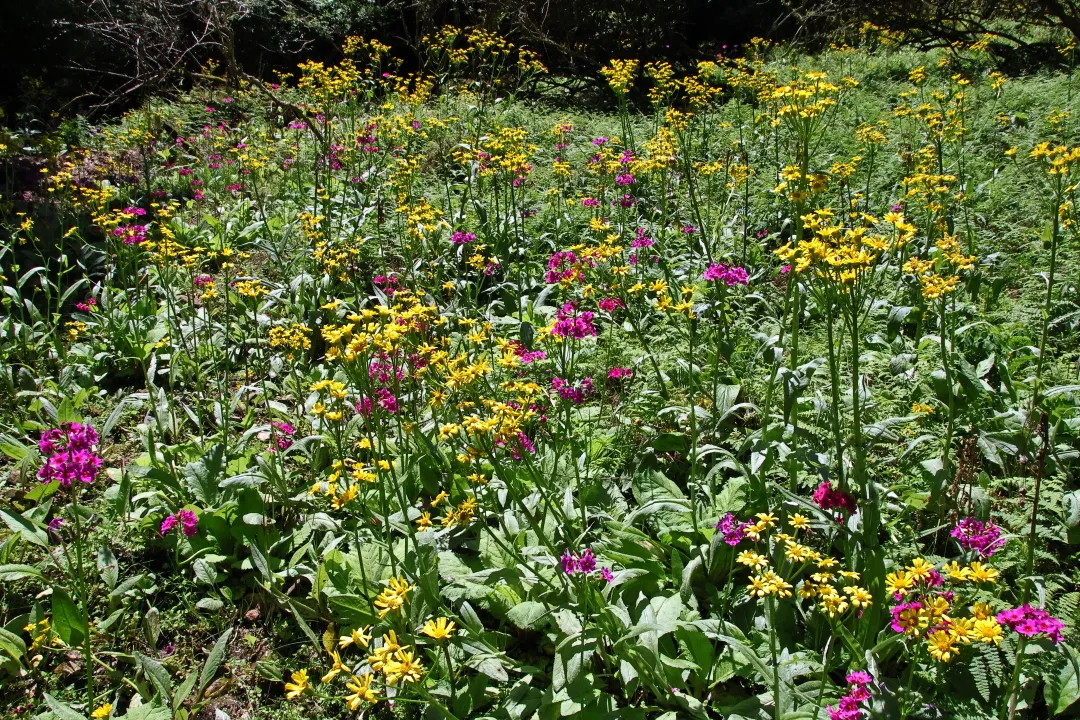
[885,570,915,597]
[968,562,998,584]
[927,630,958,662]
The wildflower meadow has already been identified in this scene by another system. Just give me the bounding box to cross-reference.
[4,22,1080,720]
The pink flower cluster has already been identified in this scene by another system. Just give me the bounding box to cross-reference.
[75,298,97,312]
[161,509,198,538]
[373,274,402,297]
[561,548,613,582]
[950,518,1004,557]
[703,262,749,286]
[552,377,594,404]
[496,431,537,460]
[112,224,149,246]
[551,302,597,339]
[357,389,399,415]
[451,230,476,244]
[37,423,103,487]
[607,367,633,380]
[582,197,601,207]
[545,251,591,284]
[828,671,873,720]
[598,297,624,312]
[813,481,857,515]
[270,421,295,451]
[506,341,547,364]
[997,605,1064,643]
[715,512,749,546]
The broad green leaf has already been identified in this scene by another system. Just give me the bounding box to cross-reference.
[0,507,48,547]
[51,588,86,646]
[199,627,233,696]
[43,693,88,720]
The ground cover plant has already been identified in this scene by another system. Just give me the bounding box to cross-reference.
[3,24,1080,720]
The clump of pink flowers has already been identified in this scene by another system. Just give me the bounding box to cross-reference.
[546,251,592,284]
[451,230,476,244]
[607,367,633,380]
[552,377,594,405]
[551,302,597,339]
[997,604,1064,643]
[715,512,749,546]
[161,509,199,538]
[38,423,103,487]
[506,341,547,364]
[598,297,624,312]
[950,517,1004,557]
[703,262,749,286]
[561,548,614,582]
[828,671,873,720]
[270,421,295,451]
[75,298,97,312]
[813,481,857,516]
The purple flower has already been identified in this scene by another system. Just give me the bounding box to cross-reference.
[607,367,633,380]
[36,424,103,487]
[951,518,1005,557]
[271,421,295,451]
[161,515,178,535]
[703,263,750,286]
[552,377,593,405]
[599,567,614,583]
[592,137,608,146]
[615,173,634,186]
[582,197,601,207]
[997,605,1064,643]
[451,230,476,245]
[561,551,579,574]
[48,517,64,534]
[598,297,624,312]
[714,512,749,546]
[578,549,597,573]
[550,302,597,339]
[177,510,198,537]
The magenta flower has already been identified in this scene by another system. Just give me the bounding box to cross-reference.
[813,481,857,515]
[714,512,749,546]
[607,367,633,380]
[451,230,476,244]
[160,515,178,535]
[997,605,1064,643]
[561,551,578,574]
[177,510,198,537]
[598,297,624,312]
[550,302,597,339]
[37,423,103,487]
[271,421,295,451]
[582,197,601,207]
[703,263,750,286]
[599,567,614,583]
[951,518,1004,557]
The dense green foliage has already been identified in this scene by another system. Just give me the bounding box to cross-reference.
[3,26,1080,720]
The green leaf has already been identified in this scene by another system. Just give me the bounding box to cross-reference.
[0,564,44,582]
[52,588,86,646]
[122,701,173,720]
[0,627,27,660]
[1048,644,1080,715]
[43,693,88,720]
[199,627,233,696]
[136,651,173,699]
[506,601,550,629]
[0,507,49,547]
[632,468,685,504]
[97,545,118,589]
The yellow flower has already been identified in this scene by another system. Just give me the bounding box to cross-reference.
[971,602,994,620]
[737,551,769,569]
[322,649,345,683]
[927,630,958,662]
[945,561,970,582]
[906,558,935,582]
[789,513,810,531]
[374,577,413,618]
[949,617,975,644]
[845,586,873,608]
[345,673,379,709]
[968,562,999,584]
[384,648,425,685]
[421,617,457,640]
[284,669,311,699]
[339,626,372,649]
[432,491,450,507]
[885,570,915,597]
[973,617,1004,645]
[91,704,113,719]
[416,511,433,531]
